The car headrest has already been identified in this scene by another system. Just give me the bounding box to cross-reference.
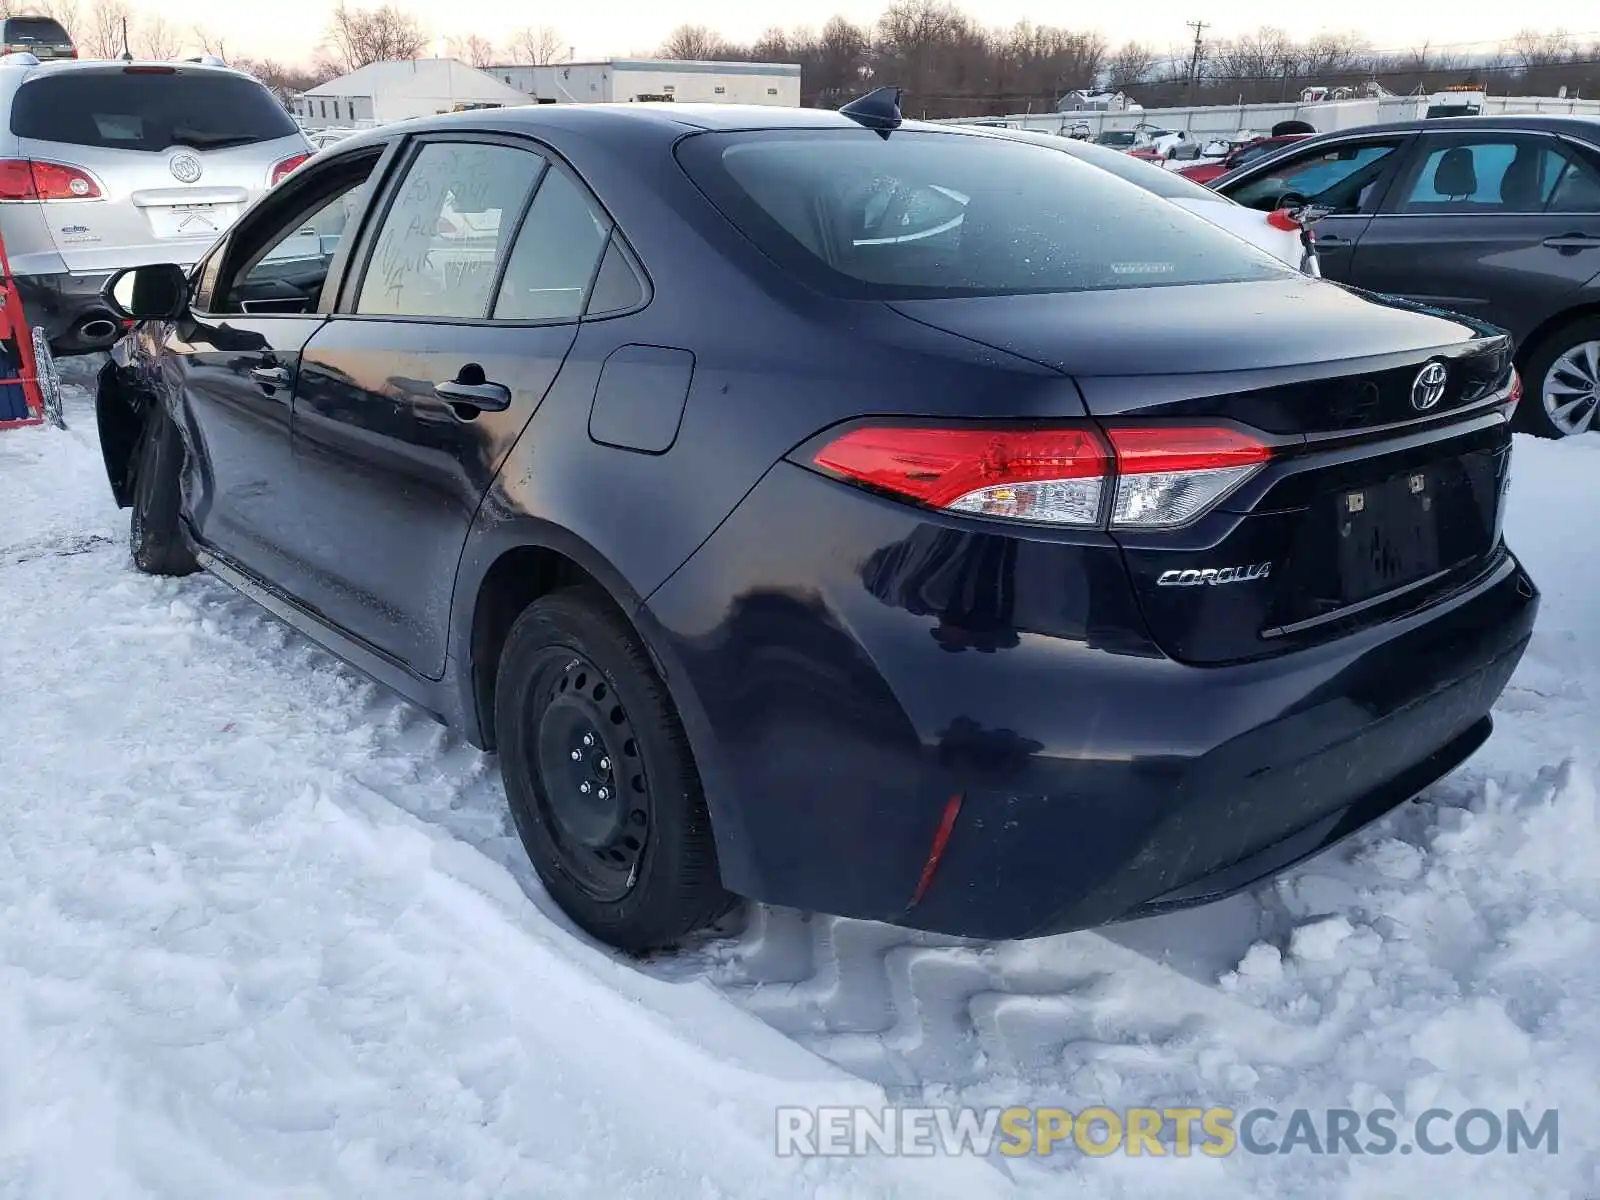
[1499,146,1542,209]
[1433,146,1478,198]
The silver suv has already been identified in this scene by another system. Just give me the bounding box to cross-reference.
[0,54,311,353]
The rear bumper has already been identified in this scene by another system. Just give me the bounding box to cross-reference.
[643,461,1539,940]
[14,272,123,354]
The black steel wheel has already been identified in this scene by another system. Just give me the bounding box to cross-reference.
[494,586,733,952]
[529,648,650,902]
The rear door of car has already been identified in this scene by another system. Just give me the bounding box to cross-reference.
[1216,132,1417,280]
[1344,128,1600,343]
[8,63,310,273]
[288,133,623,678]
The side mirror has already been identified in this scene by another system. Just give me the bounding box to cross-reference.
[103,263,189,321]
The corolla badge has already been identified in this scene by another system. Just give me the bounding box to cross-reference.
[1157,563,1272,587]
[169,152,203,183]
[1410,361,1448,411]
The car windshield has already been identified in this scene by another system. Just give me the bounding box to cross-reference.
[1097,131,1136,146]
[10,70,298,151]
[676,128,1287,300]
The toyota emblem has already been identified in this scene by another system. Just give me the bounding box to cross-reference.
[1410,361,1448,412]
[169,153,203,184]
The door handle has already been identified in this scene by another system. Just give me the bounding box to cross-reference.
[1314,234,1349,246]
[1542,233,1600,250]
[434,378,511,412]
[250,365,291,388]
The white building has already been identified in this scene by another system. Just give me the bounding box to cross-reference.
[291,59,534,130]
[488,59,801,107]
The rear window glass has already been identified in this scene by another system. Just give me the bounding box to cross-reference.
[676,129,1287,300]
[1039,136,1231,202]
[3,18,70,42]
[10,71,298,151]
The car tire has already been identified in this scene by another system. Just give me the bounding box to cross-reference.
[494,586,733,953]
[129,406,199,577]
[1517,315,1600,439]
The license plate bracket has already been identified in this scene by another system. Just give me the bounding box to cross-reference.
[1334,470,1444,602]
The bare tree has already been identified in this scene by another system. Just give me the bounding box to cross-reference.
[1105,40,1158,89]
[29,0,81,37]
[193,24,226,59]
[136,15,181,60]
[660,23,726,61]
[77,0,129,59]
[1510,27,1571,68]
[323,1,427,72]
[447,33,495,67]
[508,25,565,65]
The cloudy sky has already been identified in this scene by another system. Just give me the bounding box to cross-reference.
[121,0,1597,68]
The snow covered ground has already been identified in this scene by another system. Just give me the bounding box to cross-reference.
[2,366,1597,1198]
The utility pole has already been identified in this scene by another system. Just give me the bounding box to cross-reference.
[1185,19,1208,106]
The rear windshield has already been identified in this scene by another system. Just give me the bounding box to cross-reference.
[11,71,298,151]
[676,129,1287,300]
[3,18,70,42]
[1041,135,1232,202]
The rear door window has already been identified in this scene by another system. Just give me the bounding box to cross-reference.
[10,70,298,151]
[492,167,611,321]
[1548,146,1600,212]
[676,129,1289,300]
[1391,135,1560,213]
[354,140,546,320]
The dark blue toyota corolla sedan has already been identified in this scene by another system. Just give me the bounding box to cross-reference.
[94,92,1537,952]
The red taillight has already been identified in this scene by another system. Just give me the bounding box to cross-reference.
[0,158,101,200]
[1505,367,1523,417]
[1104,426,1273,474]
[811,423,1272,529]
[1266,208,1299,231]
[270,153,311,187]
[122,65,176,74]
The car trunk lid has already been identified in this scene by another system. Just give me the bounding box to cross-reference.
[890,280,1518,664]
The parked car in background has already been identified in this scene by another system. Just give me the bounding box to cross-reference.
[0,55,311,355]
[0,15,74,60]
[95,96,1533,953]
[996,128,1312,270]
[1177,132,1314,185]
[1214,114,1600,437]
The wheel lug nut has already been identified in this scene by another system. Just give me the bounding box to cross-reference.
[570,749,582,761]
[582,733,594,747]
[579,782,592,795]
[598,757,610,771]
[597,787,609,801]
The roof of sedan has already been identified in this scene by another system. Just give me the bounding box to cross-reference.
[335,101,969,148]
[1298,112,1600,137]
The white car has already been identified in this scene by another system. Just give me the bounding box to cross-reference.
[992,127,1307,271]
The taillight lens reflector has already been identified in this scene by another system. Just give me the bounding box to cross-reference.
[0,158,101,200]
[1505,367,1522,416]
[271,153,312,187]
[811,423,1272,529]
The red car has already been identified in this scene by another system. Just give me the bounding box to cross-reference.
[1176,133,1312,185]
